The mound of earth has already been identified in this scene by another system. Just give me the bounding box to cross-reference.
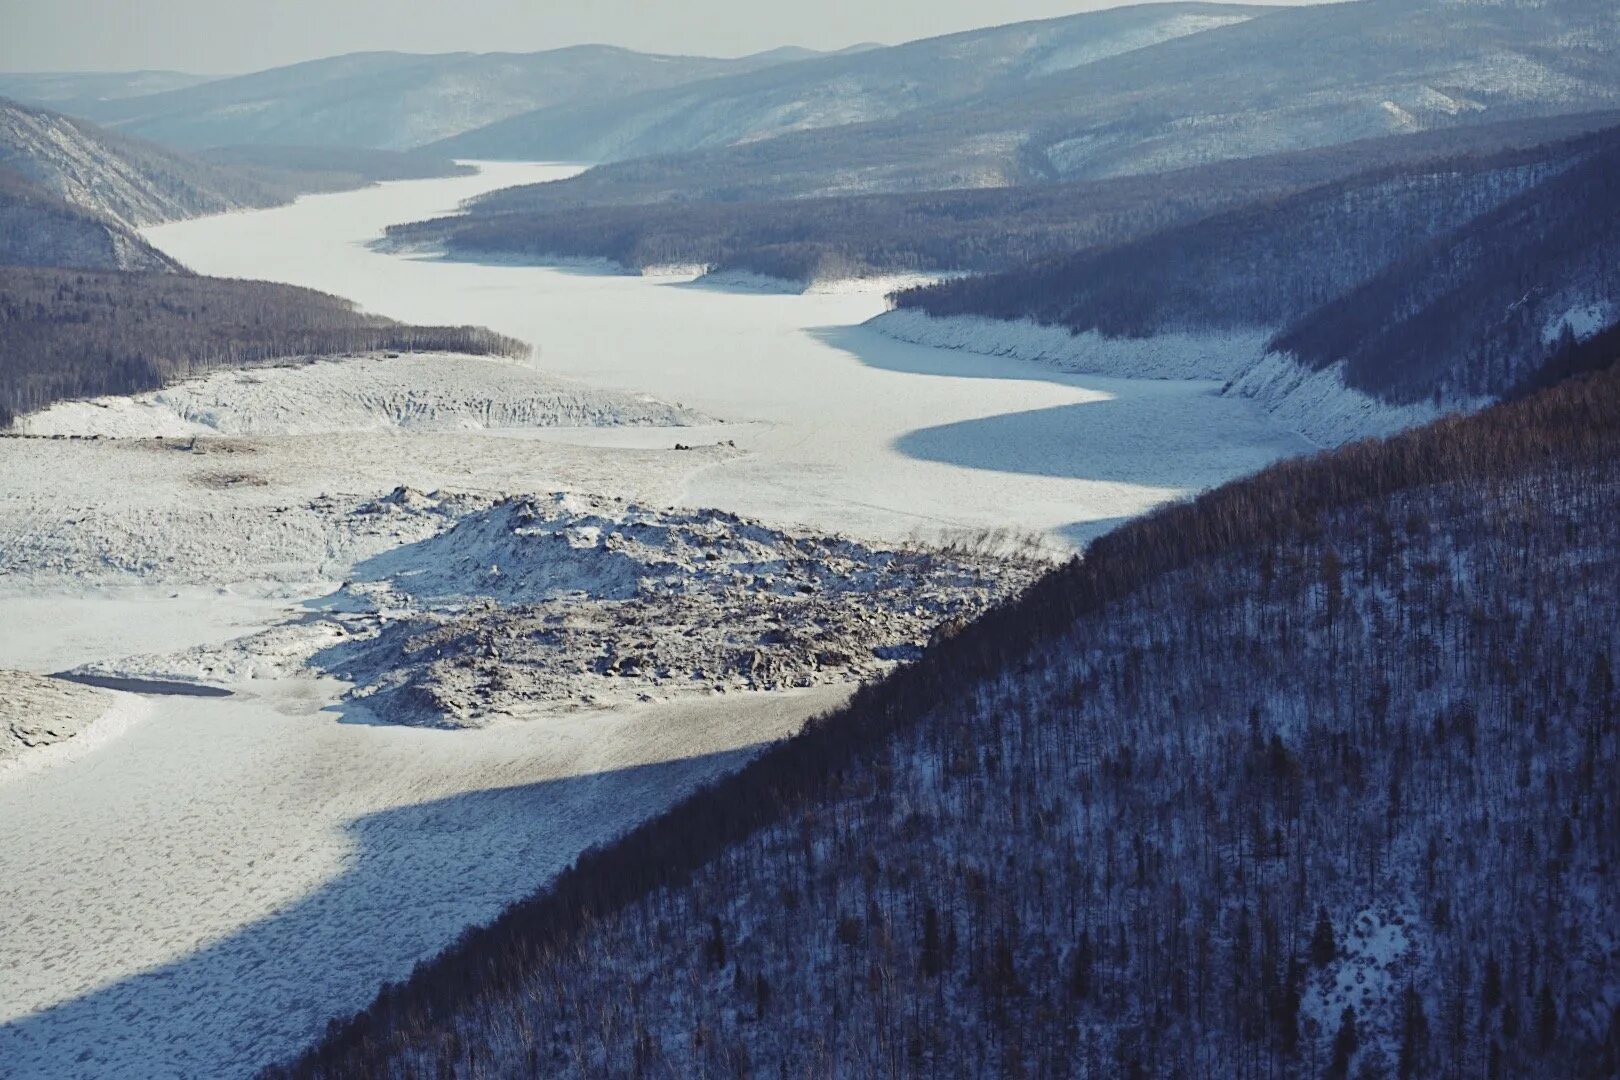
[79,490,1042,727]
[0,671,141,773]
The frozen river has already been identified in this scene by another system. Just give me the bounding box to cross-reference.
[0,164,1308,1077]
[149,161,1307,548]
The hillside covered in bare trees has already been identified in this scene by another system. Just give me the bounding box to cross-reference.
[0,268,526,427]
[381,111,1620,286]
[272,327,1620,1078]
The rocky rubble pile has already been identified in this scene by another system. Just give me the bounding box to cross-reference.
[317,490,1041,726]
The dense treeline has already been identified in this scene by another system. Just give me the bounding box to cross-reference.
[385,112,1620,283]
[272,340,1620,1076]
[0,267,527,426]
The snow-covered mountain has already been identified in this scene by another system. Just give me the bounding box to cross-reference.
[431,4,1267,162]
[0,70,216,114]
[67,45,844,152]
[499,0,1620,209]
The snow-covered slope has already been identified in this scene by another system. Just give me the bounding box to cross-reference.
[870,309,1274,382]
[879,121,1620,445]
[0,96,279,228]
[0,168,182,271]
[433,4,1264,162]
[0,70,216,113]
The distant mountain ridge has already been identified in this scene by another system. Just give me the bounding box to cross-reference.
[492,0,1620,210]
[61,45,847,152]
[430,3,1267,163]
[384,110,1620,289]
[0,70,215,114]
[0,97,470,272]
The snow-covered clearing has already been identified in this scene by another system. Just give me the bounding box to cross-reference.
[0,162,1310,1076]
[17,352,707,438]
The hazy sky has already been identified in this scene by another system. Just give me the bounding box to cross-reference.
[1,0,1315,75]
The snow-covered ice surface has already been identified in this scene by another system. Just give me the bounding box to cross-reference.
[0,653,847,1078]
[17,352,707,438]
[0,162,1311,1077]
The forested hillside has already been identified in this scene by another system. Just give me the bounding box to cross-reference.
[0,268,526,427]
[896,126,1611,338]
[384,111,1620,285]
[273,335,1620,1079]
[0,168,181,272]
[891,123,1620,423]
[463,0,1620,210]
[0,97,284,229]
[1271,140,1620,407]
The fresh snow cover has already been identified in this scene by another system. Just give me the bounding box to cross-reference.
[1301,906,1425,1068]
[1022,12,1253,78]
[0,638,849,1079]
[16,352,707,438]
[869,308,1276,382]
[0,162,1313,1078]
